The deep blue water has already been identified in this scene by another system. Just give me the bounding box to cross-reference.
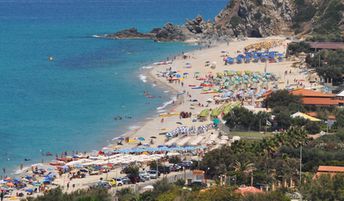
[0,0,227,174]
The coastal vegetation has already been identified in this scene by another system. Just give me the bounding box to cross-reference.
[115,179,290,201]
[22,188,111,201]
[307,50,344,85]
[223,90,323,133]
[288,41,344,86]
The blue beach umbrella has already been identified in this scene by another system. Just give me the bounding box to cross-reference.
[26,189,34,193]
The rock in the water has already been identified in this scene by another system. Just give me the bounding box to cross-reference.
[104,28,153,39]
[154,23,188,41]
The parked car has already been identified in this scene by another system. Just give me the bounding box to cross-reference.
[139,175,148,182]
[169,164,182,172]
[157,166,171,174]
[89,170,100,175]
[139,171,151,181]
[79,168,89,173]
[101,168,110,173]
[179,161,193,169]
[121,177,131,184]
[114,178,124,186]
[147,170,160,179]
[107,179,117,186]
[93,181,111,190]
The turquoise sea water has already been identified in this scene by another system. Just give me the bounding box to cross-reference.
[0,0,227,174]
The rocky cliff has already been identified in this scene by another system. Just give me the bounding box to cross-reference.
[103,0,344,42]
[214,0,295,37]
[214,0,344,40]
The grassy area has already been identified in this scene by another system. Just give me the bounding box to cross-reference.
[228,131,273,140]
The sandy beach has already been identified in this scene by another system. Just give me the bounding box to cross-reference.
[2,36,319,200]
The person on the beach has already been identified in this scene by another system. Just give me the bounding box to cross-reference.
[67,182,70,190]
[0,190,4,201]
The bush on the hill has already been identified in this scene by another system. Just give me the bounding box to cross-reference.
[287,42,311,55]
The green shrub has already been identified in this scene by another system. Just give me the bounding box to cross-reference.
[230,16,242,27]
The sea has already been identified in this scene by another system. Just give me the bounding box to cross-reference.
[0,0,227,175]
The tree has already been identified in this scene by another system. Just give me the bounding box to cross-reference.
[224,107,255,131]
[223,107,270,131]
[123,164,139,183]
[307,50,344,85]
[335,108,344,128]
[273,107,292,130]
[168,156,181,164]
[242,191,291,201]
[265,90,303,113]
[301,174,344,201]
[287,42,311,55]
[233,161,256,186]
[153,178,174,195]
[305,121,321,134]
[192,186,240,201]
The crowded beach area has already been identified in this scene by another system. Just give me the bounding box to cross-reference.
[0,37,321,200]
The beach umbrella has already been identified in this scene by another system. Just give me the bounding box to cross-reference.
[26,189,34,193]
[150,136,157,139]
[137,137,145,141]
[213,118,221,125]
[6,182,14,187]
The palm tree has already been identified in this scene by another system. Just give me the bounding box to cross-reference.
[284,127,308,148]
[233,161,256,186]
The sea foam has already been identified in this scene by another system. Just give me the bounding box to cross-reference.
[157,96,176,110]
[141,65,153,69]
[139,74,147,83]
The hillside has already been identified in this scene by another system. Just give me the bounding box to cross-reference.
[214,0,344,41]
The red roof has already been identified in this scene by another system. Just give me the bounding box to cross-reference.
[308,42,344,50]
[291,89,335,98]
[302,97,339,105]
[235,186,263,195]
[318,166,344,173]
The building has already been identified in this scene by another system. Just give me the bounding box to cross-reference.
[291,89,344,107]
[307,42,344,51]
[315,166,344,178]
[235,186,263,195]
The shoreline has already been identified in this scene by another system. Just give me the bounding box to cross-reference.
[10,42,200,176]
[4,36,319,200]
[13,37,288,176]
